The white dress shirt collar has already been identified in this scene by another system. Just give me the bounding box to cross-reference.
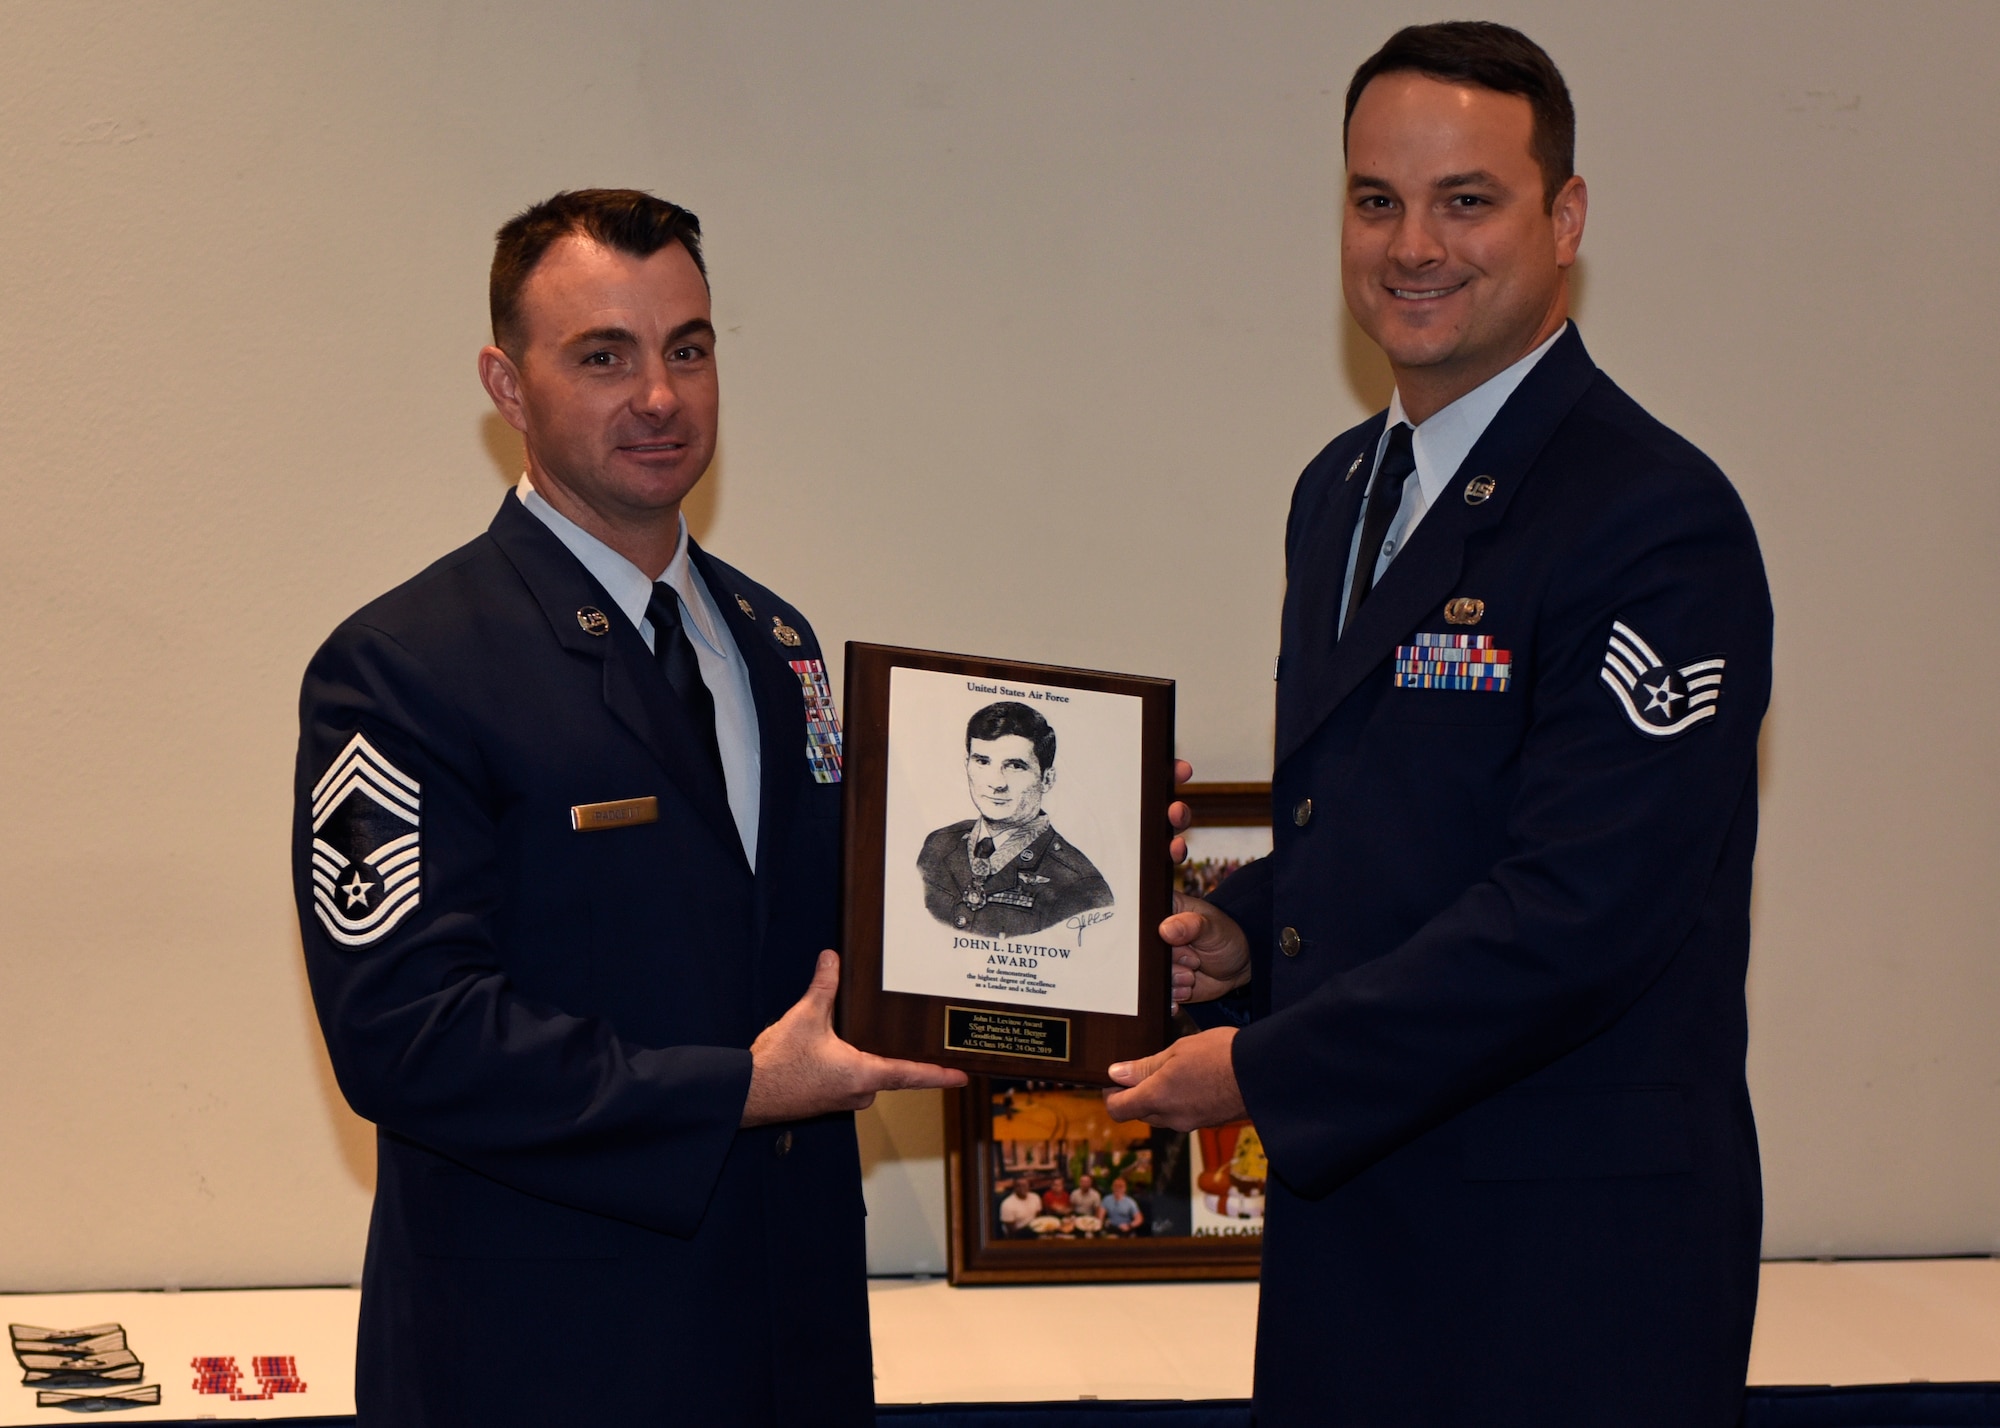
[515,475,728,658]
[1386,321,1567,505]
[1338,323,1570,636]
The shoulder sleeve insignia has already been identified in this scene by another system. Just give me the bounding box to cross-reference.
[1600,620,1724,738]
[309,732,421,946]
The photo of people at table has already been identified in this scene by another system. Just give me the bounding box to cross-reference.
[987,1079,1264,1242]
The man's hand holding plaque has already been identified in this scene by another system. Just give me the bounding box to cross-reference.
[1106,761,1252,1131]
[743,951,967,1126]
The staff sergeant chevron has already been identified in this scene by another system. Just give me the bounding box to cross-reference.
[1599,620,1725,739]
[310,732,422,946]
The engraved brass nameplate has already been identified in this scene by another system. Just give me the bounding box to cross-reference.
[944,1005,1072,1062]
[570,796,660,832]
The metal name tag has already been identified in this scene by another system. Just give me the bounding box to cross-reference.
[570,796,660,832]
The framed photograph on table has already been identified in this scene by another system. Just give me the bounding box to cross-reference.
[943,1075,1267,1284]
[839,643,1176,1084]
[939,782,1274,1285]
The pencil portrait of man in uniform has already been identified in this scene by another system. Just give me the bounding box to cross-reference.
[917,700,1113,937]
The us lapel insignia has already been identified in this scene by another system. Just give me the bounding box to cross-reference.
[1345,453,1365,482]
[309,732,422,946]
[790,659,843,783]
[576,606,610,636]
[1443,597,1485,626]
[735,595,755,617]
[1463,474,1497,505]
[1600,620,1724,738]
[771,616,802,647]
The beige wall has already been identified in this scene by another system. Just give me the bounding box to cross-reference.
[0,1,1993,1290]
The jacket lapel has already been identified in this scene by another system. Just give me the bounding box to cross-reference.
[487,494,747,862]
[690,542,806,884]
[1279,417,1382,757]
[1276,326,1601,766]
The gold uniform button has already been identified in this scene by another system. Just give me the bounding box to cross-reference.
[1293,798,1313,827]
[1280,926,1301,957]
[774,1129,793,1157]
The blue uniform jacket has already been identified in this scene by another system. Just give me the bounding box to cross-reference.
[1209,327,1772,1426]
[292,493,869,1426]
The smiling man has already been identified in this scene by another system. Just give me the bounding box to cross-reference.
[916,700,1112,937]
[293,190,962,1425]
[1106,24,1772,1427]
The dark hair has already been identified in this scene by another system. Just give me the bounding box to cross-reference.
[965,701,1056,773]
[489,189,706,356]
[1344,22,1575,210]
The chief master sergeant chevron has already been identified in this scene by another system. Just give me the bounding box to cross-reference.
[291,189,965,1426]
[1106,24,1773,1428]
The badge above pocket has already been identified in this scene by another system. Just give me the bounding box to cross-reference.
[1385,632,1520,725]
[791,658,843,783]
[1394,633,1512,691]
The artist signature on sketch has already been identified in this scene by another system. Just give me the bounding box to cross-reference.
[1066,909,1115,942]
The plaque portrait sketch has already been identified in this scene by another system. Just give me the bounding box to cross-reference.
[840,645,1174,1081]
[915,699,1114,940]
[881,665,1142,1017]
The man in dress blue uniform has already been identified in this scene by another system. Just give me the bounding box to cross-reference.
[1107,25,1772,1427]
[292,189,963,1425]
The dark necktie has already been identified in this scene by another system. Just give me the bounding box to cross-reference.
[647,582,726,786]
[1342,421,1416,637]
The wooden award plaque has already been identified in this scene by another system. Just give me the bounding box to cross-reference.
[837,643,1175,1084]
